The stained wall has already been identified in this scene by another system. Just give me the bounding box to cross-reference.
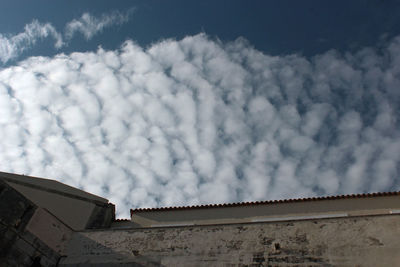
[61,214,400,266]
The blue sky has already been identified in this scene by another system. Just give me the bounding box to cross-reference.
[2,0,400,61]
[1,1,400,217]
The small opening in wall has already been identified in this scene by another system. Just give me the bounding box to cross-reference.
[274,243,280,250]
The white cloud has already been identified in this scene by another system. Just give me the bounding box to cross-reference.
[0,20,63,63]
[65,9,134,40]
[1,33,400,218]
[0,10,133,64]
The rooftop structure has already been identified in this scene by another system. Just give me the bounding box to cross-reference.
[130,191,400,228]
[1,171,400,266]
[0,171,114,230]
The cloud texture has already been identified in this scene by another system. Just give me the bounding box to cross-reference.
[0,20,63,63]
[1,34,400,217]
[0,10,132,64]
[65,10,133,40]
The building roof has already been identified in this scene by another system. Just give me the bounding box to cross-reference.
[0,171,114,230]
[131,191,400,213]
[0,171,108,204]
[129,191,400,228]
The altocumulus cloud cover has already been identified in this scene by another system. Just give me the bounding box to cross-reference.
[1,14,400,217]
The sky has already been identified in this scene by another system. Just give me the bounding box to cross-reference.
[1,0,400,217]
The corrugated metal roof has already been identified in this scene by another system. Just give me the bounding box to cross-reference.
[131,191,400,214]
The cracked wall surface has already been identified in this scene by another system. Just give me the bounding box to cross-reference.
[61,214,400,266]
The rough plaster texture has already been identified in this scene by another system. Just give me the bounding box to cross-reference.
[61,214,400,266]
[26,207,73,255]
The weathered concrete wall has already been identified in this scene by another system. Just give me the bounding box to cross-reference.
[1,171,115,230]
[0,179,79,266]
[0,180,61,266]
[61,214,400,266]
[0,172,115,266]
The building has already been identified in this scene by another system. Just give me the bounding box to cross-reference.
[1,171,400,266]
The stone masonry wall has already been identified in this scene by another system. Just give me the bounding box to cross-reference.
[61,214,400,266]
